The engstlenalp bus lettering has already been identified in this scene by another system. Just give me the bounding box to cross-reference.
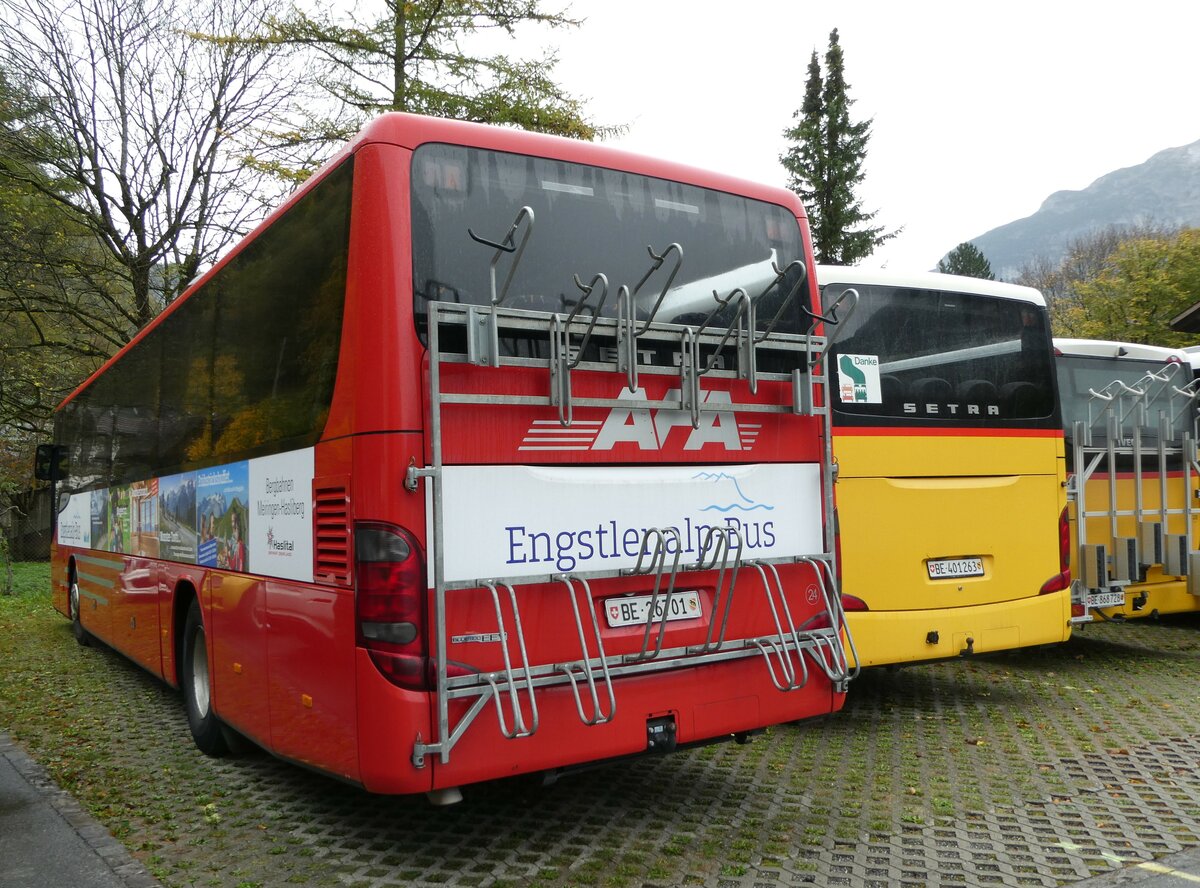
[504,516,777,573]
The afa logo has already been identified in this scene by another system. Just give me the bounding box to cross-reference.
[520,387,761,453]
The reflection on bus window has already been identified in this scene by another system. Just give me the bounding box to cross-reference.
[411,144,808,345]
[823,282,1055,422]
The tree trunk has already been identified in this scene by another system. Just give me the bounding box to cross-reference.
[132,262,152,330]
[392,2,405,111]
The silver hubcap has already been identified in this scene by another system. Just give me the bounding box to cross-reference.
[69,582,80,621]
[191,628,211,716]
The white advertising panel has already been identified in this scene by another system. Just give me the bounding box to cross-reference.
[248,448,315,583]
[433,463,823,584]
[56,492,91,548]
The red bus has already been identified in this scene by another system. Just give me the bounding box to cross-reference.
[41,113,853,802]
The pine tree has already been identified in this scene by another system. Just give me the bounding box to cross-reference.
[937,242,995,280]
[780,29,895,265]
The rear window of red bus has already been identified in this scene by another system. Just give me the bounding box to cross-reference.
[410,144,811,352]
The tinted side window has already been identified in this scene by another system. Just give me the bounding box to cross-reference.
[208,159,353,463]
[106,332,162,484]
[158,293,216,470]
[56,157,354,489]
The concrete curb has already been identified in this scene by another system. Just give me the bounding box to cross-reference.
[0,732,161,888]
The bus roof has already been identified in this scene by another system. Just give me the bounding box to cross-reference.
[815,266,1046,307]
[347,113,806,216]
[1053,338,1189,363]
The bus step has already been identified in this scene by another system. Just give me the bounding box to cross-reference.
[554,575,615,726]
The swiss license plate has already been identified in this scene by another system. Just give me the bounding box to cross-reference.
[605,591,702,628]
[1087,590,1125,609]
[927,556,985,580]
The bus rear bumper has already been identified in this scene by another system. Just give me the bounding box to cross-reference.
[1093,579,1200,620]
[845,590,1072,668]
[356,648,844,796]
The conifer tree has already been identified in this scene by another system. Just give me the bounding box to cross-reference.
[781,29,895,265]
[937,242,995,280]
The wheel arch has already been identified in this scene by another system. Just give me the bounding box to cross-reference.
[170,578,199,688]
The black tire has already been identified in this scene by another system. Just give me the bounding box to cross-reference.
[181,598,230,756]
[68,574,91,647]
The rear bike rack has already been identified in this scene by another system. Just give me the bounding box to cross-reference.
[480,581,539,739]
[554,574,616,726]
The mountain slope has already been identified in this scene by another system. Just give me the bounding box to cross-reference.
[959,140,1200,278]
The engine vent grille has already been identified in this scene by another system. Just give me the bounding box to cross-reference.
[313,480,351,585]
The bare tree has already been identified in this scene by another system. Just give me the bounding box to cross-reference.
[0,0,317,334]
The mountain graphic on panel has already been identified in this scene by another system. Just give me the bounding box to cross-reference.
[199,492,228,526]
[162,478,196,527]
[692,471,775,513]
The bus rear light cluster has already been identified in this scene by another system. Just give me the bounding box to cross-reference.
[355,522,429,691]
[805,593,868,631]
[1039,506,1072,595]
[841,593,869,612]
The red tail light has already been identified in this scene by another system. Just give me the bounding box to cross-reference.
[841,593,868,612]
[355,522,428,691]
[1039,506,1072,594]
[805,594,867,631]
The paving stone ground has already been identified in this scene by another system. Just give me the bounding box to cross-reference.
[4,595,1200,888]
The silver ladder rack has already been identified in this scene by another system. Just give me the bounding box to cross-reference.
[407,287,858,769]
[1070,363,1200,621]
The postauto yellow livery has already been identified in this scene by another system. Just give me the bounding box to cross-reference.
[819,267,1071,667]
[1054,338,1200,622]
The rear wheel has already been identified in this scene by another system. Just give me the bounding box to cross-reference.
[181,599,229,756]
[69,575,91,646]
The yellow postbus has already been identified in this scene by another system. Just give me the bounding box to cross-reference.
[1053,338,1200,621]
[818,267,1072,667]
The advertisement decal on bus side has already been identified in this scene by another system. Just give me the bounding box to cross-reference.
[56,447,315,583]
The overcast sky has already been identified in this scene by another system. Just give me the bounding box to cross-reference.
[534,1,1200,270]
